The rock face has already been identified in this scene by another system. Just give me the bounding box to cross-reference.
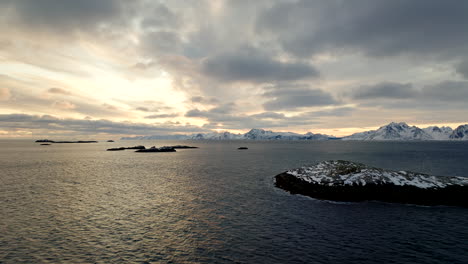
[275,160,468,207]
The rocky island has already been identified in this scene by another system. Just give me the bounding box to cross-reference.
[107,145,145,151]
[136,146,176,152]
[35,139,98,143]
[275,160,468,207]
[106,145,197,151]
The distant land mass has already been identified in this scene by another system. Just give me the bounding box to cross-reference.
[121,123,468,141]
[122,128,337,141]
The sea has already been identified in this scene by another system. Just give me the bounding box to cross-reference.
[1,140,467,263]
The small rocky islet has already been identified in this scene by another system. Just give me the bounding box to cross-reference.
[275,160,468,207]
[106,145,198,152]
[35,139,98,143]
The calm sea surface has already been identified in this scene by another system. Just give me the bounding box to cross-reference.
[1,140,467,263]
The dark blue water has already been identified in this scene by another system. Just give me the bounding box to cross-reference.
[1,140,467,263]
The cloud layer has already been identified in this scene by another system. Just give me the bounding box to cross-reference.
[1,0,467,137]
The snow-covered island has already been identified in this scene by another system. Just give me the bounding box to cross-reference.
[275,160,468,207]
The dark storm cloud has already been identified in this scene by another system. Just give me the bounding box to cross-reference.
[257,0,468,58]
[0,113,207,135]
[0,0,136,33]
[201,47,319,83]
[262,85,337,111]
[351,82,417,99]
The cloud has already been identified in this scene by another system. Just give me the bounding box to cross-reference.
[144,113,179,119]
[140,3,180,31]
[136,107,150,112]
[350,80,468,104]
[456,59,468,79]
[262,85,338,111]
[184,104,352,131]
[131,101,173,113]
[350,82,417,99]
[299,107,355,118]
[0,88,11,101]
[190,96,219,104]
[257,0,468,59]
[102,103,118,111]
[48,87,72,95]
[141,31,182,55]
[201,46,319,83]
[1,1,467,135]
[52,100,76,110]
[0,113,208,136]
[422,81,468,102]
[1,0,134,34]
[249,112,286,119]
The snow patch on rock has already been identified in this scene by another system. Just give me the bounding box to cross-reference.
[286,160,468,189]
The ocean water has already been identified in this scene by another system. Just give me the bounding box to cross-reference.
[1,140,467,263]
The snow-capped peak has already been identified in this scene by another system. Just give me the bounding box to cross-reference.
[450,124,468,140]
[344,122,432,140]
[422,126,453,140]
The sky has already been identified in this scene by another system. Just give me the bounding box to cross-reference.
[1,0,468,139]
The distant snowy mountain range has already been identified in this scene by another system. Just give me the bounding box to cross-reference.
[343,122,467,141]
[121,123,468,141]
[121,128,337,141]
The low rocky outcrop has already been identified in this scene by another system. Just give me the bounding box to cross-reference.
[170,145,198,149]
[106,145,197,151]
[107,145,145,151]
[135,146,176,152]
[107,147,125,151]
[35,139,97,143]
[275,160,468,207]
[35,139,54,143]
[124,145,146,150]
